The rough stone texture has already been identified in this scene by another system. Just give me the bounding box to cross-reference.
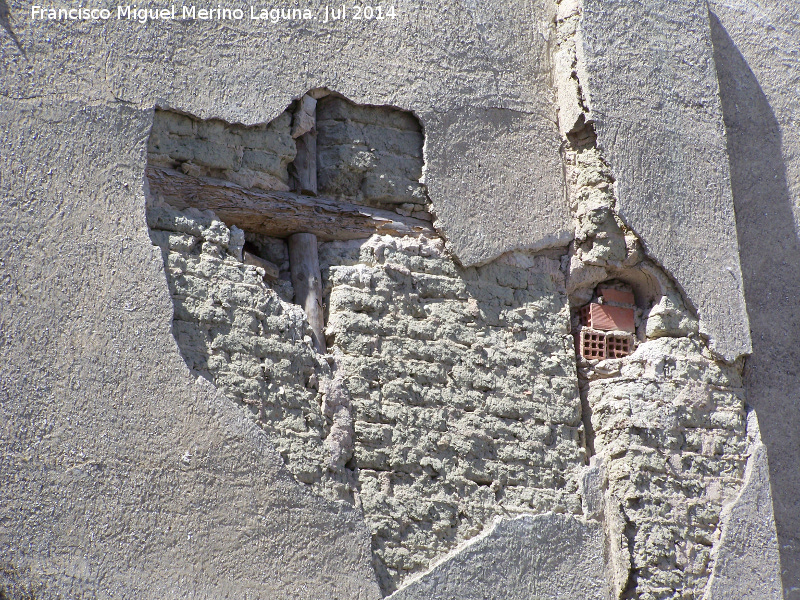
[387,513,609,600]
[148,108,296,192]
[576,0,751,362]
[1,0,569,266]
[316,96,430,216]
[0,101,381,600]
[584,338,748,599]
[704,435,782,600]
[152,201,587,593]
[707,1,800,593]
[321,236,585,591]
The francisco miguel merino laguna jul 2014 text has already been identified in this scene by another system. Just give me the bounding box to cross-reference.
[31,4,398,23]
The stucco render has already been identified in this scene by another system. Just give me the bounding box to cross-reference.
[576,0,750,362]
[705,1,800,594]
[1,0,796,597]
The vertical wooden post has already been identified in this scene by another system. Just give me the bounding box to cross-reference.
[293,132,317,195]
[288,232,326,354]
[291,94,317,195]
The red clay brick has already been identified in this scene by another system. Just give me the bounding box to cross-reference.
[598,287,635,306]
[580,303,635,333]
[578,329,606,360]
[606,334,633,358]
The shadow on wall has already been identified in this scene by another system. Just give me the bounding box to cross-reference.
[711,12,800,595]
[0,0,24,54]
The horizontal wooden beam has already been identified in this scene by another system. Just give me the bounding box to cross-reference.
[145,166,434,241]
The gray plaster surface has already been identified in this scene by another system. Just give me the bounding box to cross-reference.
[705,443,783,600]
[387,513,609,600]
[1,0,569,267]
[707,1,800,594]
[577,0,751,362]
[423,106,570,265]
[0,2,568,596]
[0,100,380,599]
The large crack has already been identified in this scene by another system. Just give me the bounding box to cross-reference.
[552,1,752,598]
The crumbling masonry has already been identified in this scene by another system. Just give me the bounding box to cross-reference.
[146,98,586,592]
[555,2,751,598]
[146,63,756,598]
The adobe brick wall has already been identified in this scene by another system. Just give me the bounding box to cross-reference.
[148,200,586,593]
[316,96,431,218]
[581,338,748,599]
[148,109,297,192]
[320,237,583,590]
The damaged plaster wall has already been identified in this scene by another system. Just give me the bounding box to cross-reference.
[704,416,783,600]
[575,0,751,362]
[321,236,582,591]
[144,102,587,592]
[2,0,570,267]
[387,513,609,600]
[706,1,800,593]
[145,81,778,599]
[2,2,572,594]
[0,101,382,600]
[583,339,749,599]
[1,0,794,598]
[553,2,779,598]
[152,203,585,592]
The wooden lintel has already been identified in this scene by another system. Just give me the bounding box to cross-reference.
[146,166,434,241]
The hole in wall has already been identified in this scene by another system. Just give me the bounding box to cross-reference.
[144,92,587,595]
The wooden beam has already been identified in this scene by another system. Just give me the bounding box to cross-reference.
[146,166,434,241]
[291,94,318,195]
[288,233,326,354]
[242,251,280,281]
[292,131,317,195]
[291,94,317,139]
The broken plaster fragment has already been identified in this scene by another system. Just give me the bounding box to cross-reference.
[646,294,699,339]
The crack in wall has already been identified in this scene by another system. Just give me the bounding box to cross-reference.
[144,99,587,595]
[553,2,751,598]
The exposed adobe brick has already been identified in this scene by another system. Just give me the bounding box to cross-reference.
[598,286,635,306]
[580,303,635,333]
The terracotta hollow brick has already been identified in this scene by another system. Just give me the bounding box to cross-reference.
[578,329,607,360]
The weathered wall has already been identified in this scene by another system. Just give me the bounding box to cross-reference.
[322,236,583,591]
[585,338,748,599]
[316,96,430,217]
[150,195,586,593]
[576,0,751,362]
[144,101,590,593]
[706,2,800,594]
[705,422,783,600]
[0,3,569,595]
[149,108,297,191]
[1,0,569,266]
[388,513,609,600]
[1,0,795,596]
[0,101,381,600]
[553,2,781,596]
[145,91,779,598]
